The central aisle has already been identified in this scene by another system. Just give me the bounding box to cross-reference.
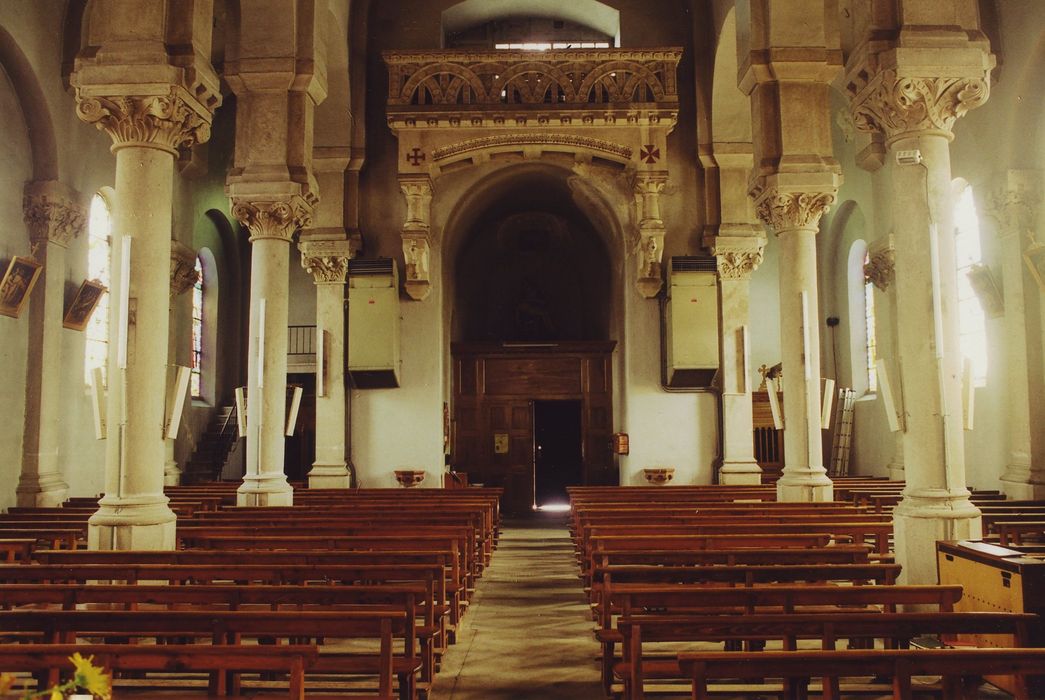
[433,516,603,700]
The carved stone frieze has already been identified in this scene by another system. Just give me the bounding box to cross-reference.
[75,87,216,154]
[848,69,989,141]
[299,239,355,285]
[23,188,86,248]
[232,197,316,243]
[170,241,199,297]
[751,188,836,233]
[432,134,633,163]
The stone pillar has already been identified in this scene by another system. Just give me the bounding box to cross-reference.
[74,90,216,549]
[713,237,765,484]
[754,187,837,501]
[299,236,354,488]
[232,200,314,506]
[847,37,992,583]
[988,171,1045,498]
[165,241,200,486]
[18,182,86,507]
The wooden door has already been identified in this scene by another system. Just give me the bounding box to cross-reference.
[487,400,534,514]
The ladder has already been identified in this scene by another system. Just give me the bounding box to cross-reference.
[829,388,857,477]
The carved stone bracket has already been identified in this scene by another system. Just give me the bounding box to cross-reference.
[75,86,218,155]
[22,182,86,249]
[232,196,316,243]
[713,235,766,280]
[864,235,896,291]
[399,177,434,301]
[170,241,199,297]
[299,239,355,285]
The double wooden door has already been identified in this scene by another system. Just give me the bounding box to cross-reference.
[451,342,617,514]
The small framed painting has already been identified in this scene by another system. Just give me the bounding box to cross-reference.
[63,279,108,331]
[0,256,44,319]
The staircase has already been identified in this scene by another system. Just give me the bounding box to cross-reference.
[182,405,239,484]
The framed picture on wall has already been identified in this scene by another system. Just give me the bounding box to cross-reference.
[0,256,43,319]
[63,279,108,331]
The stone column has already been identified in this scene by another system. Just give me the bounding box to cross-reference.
[754,187,838,501]
[848,42,992,583]
[74,90,216,549]
[232,199,314,506]
[988,171,1044,498]
[18,181,86,507]
[400,177,433,301]
[713,236,765,484]
[165,241,200,486]
[299,237,354,488]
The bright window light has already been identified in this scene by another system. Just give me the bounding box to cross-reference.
[953,184,988,387]
[534,504,571,512]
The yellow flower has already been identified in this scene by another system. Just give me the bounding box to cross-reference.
[68,653,111,700]
[48,690,62,700]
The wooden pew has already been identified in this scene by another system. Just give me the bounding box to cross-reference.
[0,644,320,699]
[677,648,1045,700]
[619,611,1035,700]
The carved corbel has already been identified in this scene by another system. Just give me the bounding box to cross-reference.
[864,236,896,292]
[170,241,199,297]
[634,174,668,298]
[400,177,434,301]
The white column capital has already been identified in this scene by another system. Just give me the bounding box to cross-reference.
[750,182,838,234]
[299,238,356,285]
[22,182,86,249]
[864,235,897,292]
[712,235,766,280]
[233,196,316,243]
[75,85,219,155]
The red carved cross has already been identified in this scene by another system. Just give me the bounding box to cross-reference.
[406,148,426,166]
[640,145,661,164]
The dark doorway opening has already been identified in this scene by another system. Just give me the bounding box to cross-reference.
[533,400,583,508]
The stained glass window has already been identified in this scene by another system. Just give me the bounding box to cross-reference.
[84,194,111,386]
[191,256,204,398]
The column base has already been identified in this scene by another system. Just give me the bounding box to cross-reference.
[719,461,763,485]
[893,488,982,585]
[163,459,182,487]
[87,495,177,550]
[308,462,351,489]
[16,472,69,508]
[999,473,1045,500]
[237,473,294,506]
[776,468,834,502]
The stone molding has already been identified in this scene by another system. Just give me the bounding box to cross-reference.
[299,240,355,285]
[848,69,989,142]
[75,86,216,155]
[232,197,315,243]
[432,134,633,162]
[864,237,896,291]
[385,48,681,108]
[169,241,199,297]
[751,188,836,233]
[23,186,86,248]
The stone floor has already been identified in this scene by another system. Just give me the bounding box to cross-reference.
[433,513,604,700]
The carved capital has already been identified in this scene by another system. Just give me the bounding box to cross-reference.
[400,178,434,234]
[864,243,896,292]
[170,241,199,297]
[75,87,215,155]
[751,188,836,233]
[712,235,766,280]
[849,69,989,142]
[402,233,432,301]
[232,197,315,243]
[634,173,669,228]
[299,239,355,284]
[22,186,86,248]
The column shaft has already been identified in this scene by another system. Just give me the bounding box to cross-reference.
[775,227,833,501]
[89,145,177,550]
[239,237,294,505]
[310,281,349,488]
[718,276,760,484]
[18,241,70,506]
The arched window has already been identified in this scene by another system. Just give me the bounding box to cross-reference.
[190,255,204,398]
[953,182,988,386]
[847,239,876,396]
[84,193,111,386]
[863,253,878,393]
